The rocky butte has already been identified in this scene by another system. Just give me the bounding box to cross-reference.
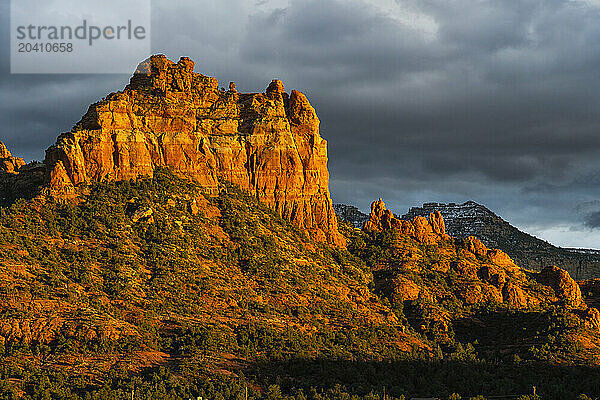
[6,59,600,398]
[43,55,344,246]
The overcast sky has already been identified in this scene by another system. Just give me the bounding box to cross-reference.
[2,0,600,248]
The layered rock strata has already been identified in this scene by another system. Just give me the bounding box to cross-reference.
[44,55,344,245]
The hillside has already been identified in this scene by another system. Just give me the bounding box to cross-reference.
[2,55,600,399]
[344,200,600,395]
[403,201,600,280]
[1,176,600,398]
[0,170,427,398]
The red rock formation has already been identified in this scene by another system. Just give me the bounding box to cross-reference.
[48,160,74,194]
[363,198,449,243]
[537,265,584,308]
[502,282,528,308]
[580,307,600,330]
[0,141,25,174]
[362,198,549,310]
[363,198,395,231]
[461,236,516,268]
[363,199,593,315]
[44,55,344,246]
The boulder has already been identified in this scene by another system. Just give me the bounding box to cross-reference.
[536,265,583,308]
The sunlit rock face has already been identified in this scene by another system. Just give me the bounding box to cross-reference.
[45,55,344,246]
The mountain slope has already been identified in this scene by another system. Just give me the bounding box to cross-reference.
[333,203,368,228]
[3,172,600,398]
[350,200,600,364]
[0,170,426,398]
[403,201,600,280]
[3,177,600,398]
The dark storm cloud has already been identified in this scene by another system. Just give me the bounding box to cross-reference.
[0,73,128,160]
[0,0,129,159]
[577,201,600,228]
[240,1,446,84]
[585,212,600,228]
[2,0,600,246]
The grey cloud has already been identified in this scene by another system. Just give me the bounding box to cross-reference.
[575,201,600,229]
[0,73,127,160]
[585,211,600,228]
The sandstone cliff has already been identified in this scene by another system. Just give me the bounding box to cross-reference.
[44,55,343,245]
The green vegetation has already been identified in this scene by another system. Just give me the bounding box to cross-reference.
[0,171,599,399]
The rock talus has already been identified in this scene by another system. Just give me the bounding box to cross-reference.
[44,55,344,246]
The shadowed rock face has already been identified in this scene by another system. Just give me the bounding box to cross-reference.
[0,142,45,205]
[44,55,344,246]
